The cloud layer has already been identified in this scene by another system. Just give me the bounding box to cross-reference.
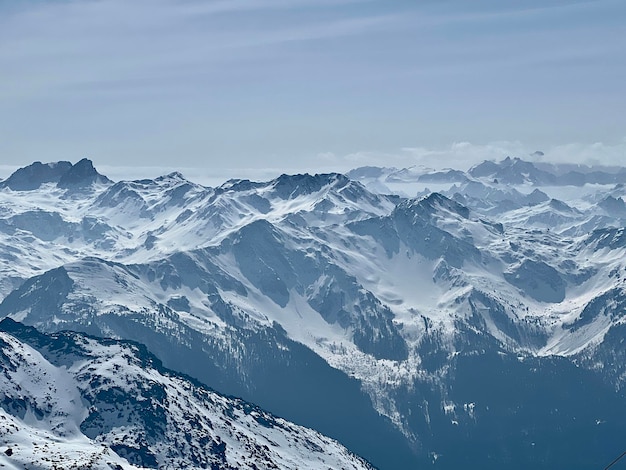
[318,139,626,173]
[3,139,624,187]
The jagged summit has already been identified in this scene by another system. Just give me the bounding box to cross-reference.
[548,198,577,213]
[216,178,265,193]
[468,159,501,178]
[464,156,626,186]
[598,195,626,216]
[402,192,470,219]
[0,160,72,190]
[151,171,190,185]
[346,166,394,179]
[214,173,354,200]
[2,159,626,468]
[57,158,111,189]
[469,157,556,185]
[271,172,350,199]
[0,158,111,191]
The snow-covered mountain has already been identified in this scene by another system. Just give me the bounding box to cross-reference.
[1,158,626,469]
[0,318,373,470]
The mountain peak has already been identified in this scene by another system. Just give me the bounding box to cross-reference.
[469,156,555,185]
[411,192,471,219]
[1,160,73,191]
[271,172,349,199]
[468,159,500,178]
[57,158,111,189]
[155,171,186,183]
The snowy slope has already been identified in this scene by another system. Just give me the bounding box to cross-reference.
[2,158,626,469]
[0,319,374,470]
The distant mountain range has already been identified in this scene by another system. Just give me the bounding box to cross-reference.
[1,157,625,469]
[348,156,626,187]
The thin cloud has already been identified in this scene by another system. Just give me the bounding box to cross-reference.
[542,140,626,168]
[180,0,374,16]
[320,140,626,173]
[0,0,401,99]
[1,1,624,170]
[3,140,626,187]
[401,141,626,170]
[429,0,611,24]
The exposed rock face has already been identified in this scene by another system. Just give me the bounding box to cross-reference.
[57,158,111,188]
[0,161,72,190]
[1,158,626,469]
[0,319,375,470]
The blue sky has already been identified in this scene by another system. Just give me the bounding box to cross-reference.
[0,0,625,178]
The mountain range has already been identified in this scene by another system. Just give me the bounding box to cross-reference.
[0,157,625,469]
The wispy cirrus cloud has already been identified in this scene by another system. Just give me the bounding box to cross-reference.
[0,0,624,170]
[178,0,374,15]
[0,0,399,100]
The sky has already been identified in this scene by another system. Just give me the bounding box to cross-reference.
[0,0,625,181]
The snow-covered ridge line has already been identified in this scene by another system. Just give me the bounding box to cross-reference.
[2,157,626,469]
[0,318,374,470]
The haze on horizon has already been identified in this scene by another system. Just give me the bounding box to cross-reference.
[0,0,624,175]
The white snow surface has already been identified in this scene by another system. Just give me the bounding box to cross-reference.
[0,329,373,470]
[1,162,626,442]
